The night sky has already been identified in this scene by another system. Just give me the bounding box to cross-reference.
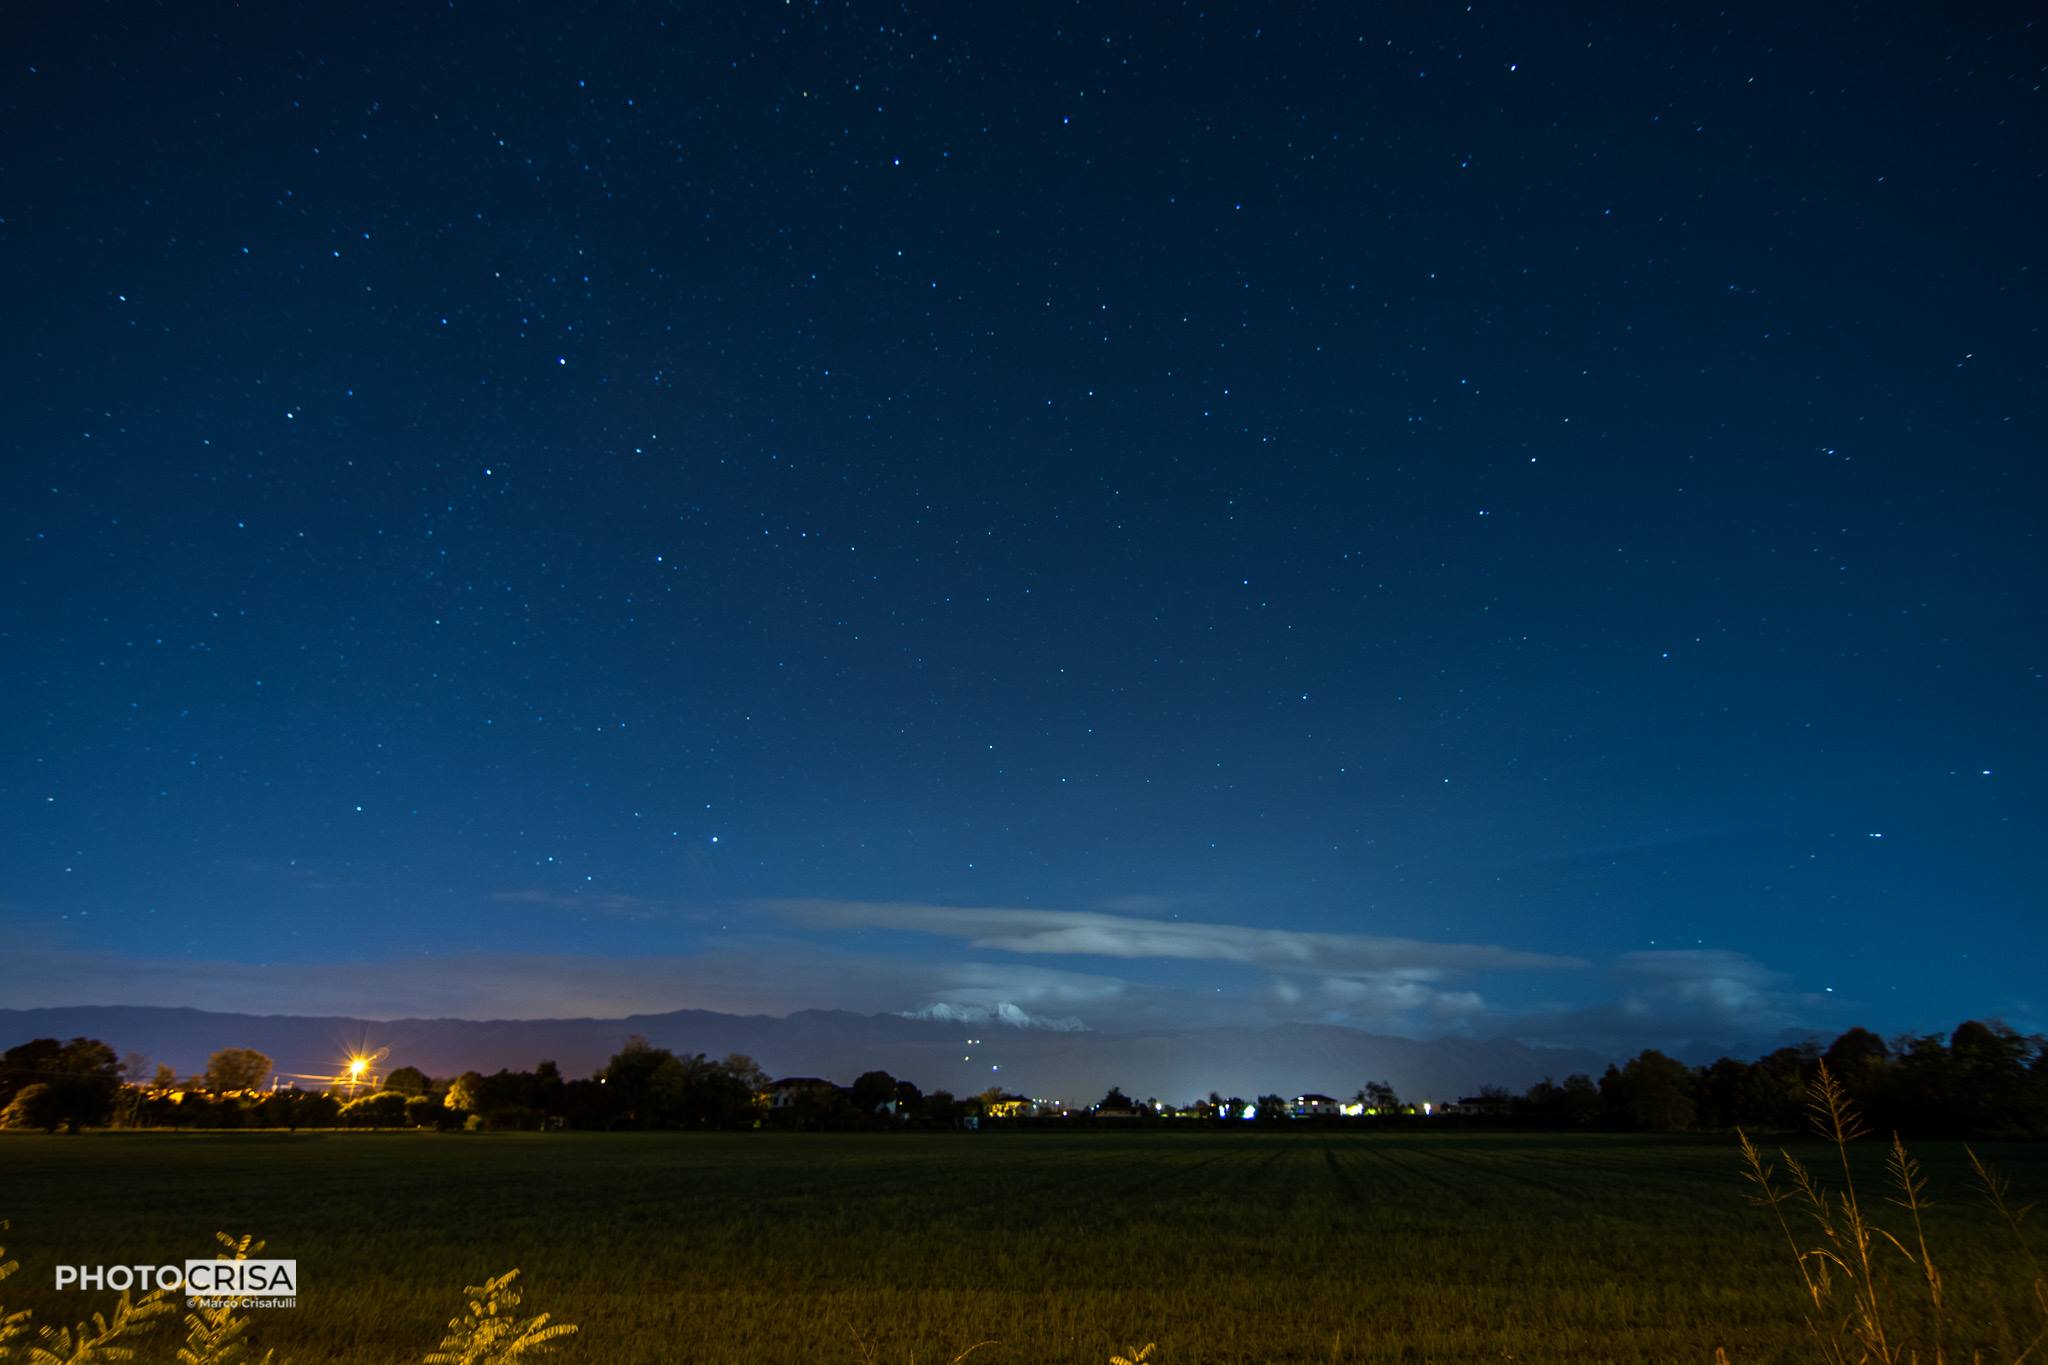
[4,3,2042,1052]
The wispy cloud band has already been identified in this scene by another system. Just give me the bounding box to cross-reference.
[766,899,1585,976]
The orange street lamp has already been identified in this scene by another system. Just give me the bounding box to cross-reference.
[338,1045,387,1097]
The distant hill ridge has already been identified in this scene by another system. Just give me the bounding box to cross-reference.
[0,1003,1611,1105]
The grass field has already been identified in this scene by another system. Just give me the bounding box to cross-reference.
[3,1130,2044,1363]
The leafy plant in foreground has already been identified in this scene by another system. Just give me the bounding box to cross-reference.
[177,1232,274,1365]
[1,1222,27,1360]
[23,1286,174,1365]
[422,1270,576,1365]
[0,1222,578,1365]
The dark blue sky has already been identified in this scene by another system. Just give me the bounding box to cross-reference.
[4,2,2041,1050]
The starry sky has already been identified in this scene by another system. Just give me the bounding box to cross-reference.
[3,3,2042,1051]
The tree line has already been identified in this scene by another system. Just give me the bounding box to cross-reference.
[2,1020,2042,1136]
[1559,1020,2048,1136]
[0,1035,973,1133]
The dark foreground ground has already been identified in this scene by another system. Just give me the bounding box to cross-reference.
[2,1129,2043,1363]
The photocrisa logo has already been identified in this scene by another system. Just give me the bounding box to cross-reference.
[55,1259,298,1306]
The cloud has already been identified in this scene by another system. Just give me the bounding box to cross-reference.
[934,961,1133,1008]
[1,921,1832,1056]
[1612,949,1786,1018]
[0,942,964,1021]
[896,1002,1087,1031]
[767,899,1584,976]
[0,940,1137,1029]
[1504,949,1835,1056]
[754,898,1594,1038]
[1299,972,1489,1030]
[898,961,1127,1032]
[1318,972,1471,1012]
[1429,991,1488,1022]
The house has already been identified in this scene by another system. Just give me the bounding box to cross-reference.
[1292,1093,1341,1118]
[766,1077,839,1110]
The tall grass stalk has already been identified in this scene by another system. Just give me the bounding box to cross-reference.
[1735,1060,2046,1364]
[842,1319,996,1365]
[1967,1149,2048,1364]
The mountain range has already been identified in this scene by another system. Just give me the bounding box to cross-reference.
[0,1004,1613,1105]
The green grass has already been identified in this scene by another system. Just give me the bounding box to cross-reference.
[3,1130,2043,1363]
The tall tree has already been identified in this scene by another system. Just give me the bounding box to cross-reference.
[1948,1020,2032,1133]
[1619,1050,1695,1131]
[444,1071,485,1113]
[0,1038,121,1132]
[601,1036,677,1126]
[1822,1027,1890,1096]
[1358,1080,1400,1114]
[385,1065,430,1096]
[0,1038,64,1109]
[204,1048,274,1094]
[851,1070,900,1113]
[721,1054,767,1095]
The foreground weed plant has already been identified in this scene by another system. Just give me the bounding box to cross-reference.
[0,1228,20,1361]
[1,1216,176,1365]
[1734,1061,2048,1365]
[0,1222,574,1365]
[422,1271,575,1365]
[179,1232,275,1365]
[20,1288,175,1365]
